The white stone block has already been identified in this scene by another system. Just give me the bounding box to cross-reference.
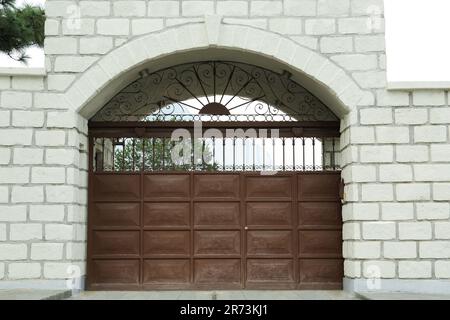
[413,90,446,106]
[384,241,417,259]
[433,183,450,201]
[44,37,77,54]
[399,261,431,279]
[320,37,353,53]
[8,263,41,279]
[0,224,6,241]
[394,108,428,125]
[362,222,396,240]
[351,0,384,16]
[332,54,377,71]
[148,1,179,17]
[80,1,111,16]
[360,145,393,163]
[182,1,215,16]
[381,203,414,220]
[11,186,44,203]
[66,242,86,260]
[0,110,10,127]
[339,17,372,34]
[61,18,95,35]
[35,131,66,146]
[349,165,376,182]
[47,111,79,129]
[342,203,379,221]
[31,243,64,260]
[80,37,113,54]
[396,145,428,163]
[344,241,381,259]
[10,223,42,240]
[0,167,29,184]
[376,90,409,107]
[361,184,394,202]
[379,164,413,182]
[353,71,386,89]
[0,129,33,146]
[349,126,375,144]
[131,19,164,35]
[54,56,98,72]
[435,222,450,240]
[11,77,44,91]
[45,224,73,241]
[431,145,450,162]
[430,107,450,124]
[34,93,68,109]
[12,111,44,127]
[360,108,392,125]
[0,187,7,203]
[416,203,449,220]
[0,148,11,164]
[46,186,77,203]
[420,241,450,258]
[344,260,361,277]
[113,1,146,17]
[251,1,283,16]
[1,91,32,109]
[31,167,66,184]
[0,244,27,260]
[0,206,27,222]
[45,19,60,35]
[343,222,361,240]
[13,148,43,165]
[217,1,248,16]
[46,148,79,166]
[47,74,76,91]
[284,0,316,16]
[355,35,385,52]
[435,261,450,278]
[414,126,447,143]
[363,260,396,278]
[399,222,432,240]
[269,18,302,34]
[396,184,430,201]
[305,19,335,35]
[318,0,350,16]
[30,205,65,222]
[414,164,450,182]
[45,1,76,17]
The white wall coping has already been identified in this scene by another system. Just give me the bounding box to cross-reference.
[388,81,450,90]
[0,67,46,77]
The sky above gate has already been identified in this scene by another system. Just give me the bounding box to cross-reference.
[1,0,450,84]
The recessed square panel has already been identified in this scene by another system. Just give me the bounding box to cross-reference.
[247,231,293,256]
[194,175,239,199]
[92,231,140,256]
[298,174,340,201]
[93,174,140,201]
[144,174,190,199]
[92,203,140,227]
[143,260,190,284]
[246,176,292,199]
[299,230,342,258]
[299,259,343,285]
[246,259,294,282]
[143,231,190,256]
[247,202,292,227]
[194,259,240,284]
[298,202,341,228]
[144,202,190,227]
[194,231,240,256]
[194,202,240,227]
[91,260,139,284]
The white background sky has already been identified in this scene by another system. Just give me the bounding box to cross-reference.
[1,0,450,83]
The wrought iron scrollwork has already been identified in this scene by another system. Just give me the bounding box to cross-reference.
[91,61,339,122]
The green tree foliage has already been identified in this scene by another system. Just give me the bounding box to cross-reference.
[114,138,219,172]
[0,0,45,62]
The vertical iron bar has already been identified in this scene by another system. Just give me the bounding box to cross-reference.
[112,138,115,172]
[172,140,176,171]
[233,138,236,171]
[322,138,326,171]
[132,138,136,171]
[122,139,125,172]
[332,137,336,171]
[212,137,216,170]
[253,137,256,171]
[273,138,275,171]
[302,138,306,171]
[263,138,265,171]
[101,138,105,172]
[202,139,206,171]
[292,138,295,171]
[282,138,285,172]
[312,138,316,171]
[162,138,165,171]
[223,138,225,171]
[152,138,155,171]
[243,138,246,171]
[213,61,216,103]
[142,139,146,172]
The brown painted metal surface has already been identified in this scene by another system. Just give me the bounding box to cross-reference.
[87,171,343,290]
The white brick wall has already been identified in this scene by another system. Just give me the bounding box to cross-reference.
[0,0,448,289]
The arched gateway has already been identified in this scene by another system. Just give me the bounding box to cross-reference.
[87,60,344,290]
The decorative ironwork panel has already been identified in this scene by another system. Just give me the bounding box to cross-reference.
[91,61,338,122]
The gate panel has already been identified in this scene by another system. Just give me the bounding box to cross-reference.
[87,171,342,290]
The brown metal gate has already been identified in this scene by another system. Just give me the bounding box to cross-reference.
[88,171,342,290]
[87,122,343,290]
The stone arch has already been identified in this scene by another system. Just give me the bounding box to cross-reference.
[64,19,365,120]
